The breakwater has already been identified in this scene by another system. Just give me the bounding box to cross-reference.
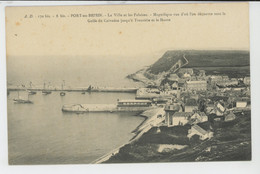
[7,86,138,93]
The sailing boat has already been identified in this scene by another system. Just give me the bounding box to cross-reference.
[28,81,36,95]
[82,85,91,94]
[42,82,52,95]
[60,80,66,96]
[13,91,33,104]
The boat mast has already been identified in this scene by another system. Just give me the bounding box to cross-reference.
[48,82,51,90]
[62,80,65,90]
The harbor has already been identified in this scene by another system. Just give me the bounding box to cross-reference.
[7,90,144,164]
[6,58,252,165]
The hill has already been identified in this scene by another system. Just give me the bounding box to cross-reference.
[149,50,250,75]
[127,50,250,86]
[104,111,251,163]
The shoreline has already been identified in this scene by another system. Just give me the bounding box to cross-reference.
[90,114,149,164]
[91,108,165,164]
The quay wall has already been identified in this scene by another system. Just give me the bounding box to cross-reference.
[62,104,157,113]
[7,86,138,93]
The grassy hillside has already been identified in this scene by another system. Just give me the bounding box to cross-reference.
[148,50,250,74]
[148,50,185,74]
[104,111,251,163]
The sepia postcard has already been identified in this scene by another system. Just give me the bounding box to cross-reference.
[5,2,251,165]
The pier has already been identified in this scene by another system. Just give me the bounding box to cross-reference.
[7,86,138,93]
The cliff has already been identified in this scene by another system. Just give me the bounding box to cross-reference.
[127,50,250,86]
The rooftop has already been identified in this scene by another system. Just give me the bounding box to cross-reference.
[194,112,207,117]
[186,81,207,84]
[192,125,207,135]
[118,100,151,103]
[168,74,179,81]
[173,112,193,117]
[165,103,181,111]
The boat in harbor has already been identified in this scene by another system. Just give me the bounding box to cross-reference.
[60,92,66,96]
[81,85,91,94]
[42,82,52,95]
[28,82,37,95]
[60,80,66,96]
[28,90,37,95]
[13,98,33,104]
[42,90,52,95]
[13,91,33,104]
[62,99,156,113]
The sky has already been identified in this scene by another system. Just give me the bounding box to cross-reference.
[5,3,249,58]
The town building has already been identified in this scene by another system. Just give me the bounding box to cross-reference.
[182,73,192,81]
[244,77,250,86]
[191,75,197,81]
[177,79,187,90]
[215,102,226,116]
[209,75,223,85]
[185,98,198,112]
[224,112,236,122]
[190,94,199,102]
[222,76,229,81]
[216,79,239,87]
[164,103,182,127]
[187,125,213,140]
[205,102,215,114]
[190,112,208,124]
[164,89,178,95]
[198,70,206,77]
[179,68,194,75]
[171,82,178,90]
[236,101,248,108]
[210,75,223,81]
[168,73,179,82]
[185,81,207,91]
[168,112,193,126]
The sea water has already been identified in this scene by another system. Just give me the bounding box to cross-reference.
[6,56,156,164]
[8,91,144,164]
